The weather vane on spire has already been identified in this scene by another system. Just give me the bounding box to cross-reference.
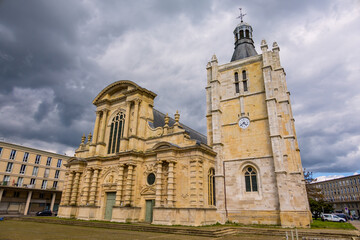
[236,8,246,22]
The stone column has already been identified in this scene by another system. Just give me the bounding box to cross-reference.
[124,165,134,206]
[167,161,175,207]
[24,191,32,215]
[81,169,92,205]
[0,189,4,203]
[89,169,99,205]
[63,172,74,205]
[70,172,81,205]
[123,102,131,138]
[92,111,101,144]
[155,161,162,207]
[115,165,125,206]
[133,99,141,135]
[99,109,109,143]
[50,193,56,212]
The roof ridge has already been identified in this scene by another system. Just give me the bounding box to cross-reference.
[153,108,206,138]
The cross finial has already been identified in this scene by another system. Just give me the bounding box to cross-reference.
[236,8,246,22]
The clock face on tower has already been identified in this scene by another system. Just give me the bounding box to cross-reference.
[238,117,250,129]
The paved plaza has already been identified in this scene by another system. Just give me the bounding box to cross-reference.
[0,220,285,240]
[1,218,360,240]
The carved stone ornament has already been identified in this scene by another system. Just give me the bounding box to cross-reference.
[181,193,189,199]
[106,174,114,184]
[143,163,156,175]
[100,166,119,183]
[140,186,156,195]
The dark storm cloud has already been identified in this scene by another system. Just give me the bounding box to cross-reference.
[0,0,359,176]
[0,0,103,153]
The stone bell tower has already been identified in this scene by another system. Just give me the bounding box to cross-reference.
[206,10,311,227]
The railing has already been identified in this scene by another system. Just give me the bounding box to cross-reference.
[1,181,9,186]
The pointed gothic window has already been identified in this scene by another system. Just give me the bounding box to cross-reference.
[208,168,216,206]
[244,166,258,192]
[234,72,239,93]
[108,112,125,154]
[242,70,248,92]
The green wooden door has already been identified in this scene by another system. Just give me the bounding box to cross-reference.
[104,192,116,220]
[145,200,155,223]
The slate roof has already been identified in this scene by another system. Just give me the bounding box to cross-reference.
[231,39,258,61]
[148,109,207,145]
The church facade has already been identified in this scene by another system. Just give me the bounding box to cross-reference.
[58,18,311,227]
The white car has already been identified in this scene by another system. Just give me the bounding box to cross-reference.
[322,214,346,222]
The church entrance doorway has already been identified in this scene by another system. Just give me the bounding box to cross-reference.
[104,192,116,220]
[145,199,155,223]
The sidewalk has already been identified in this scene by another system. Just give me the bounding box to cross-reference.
[351,220,360,231]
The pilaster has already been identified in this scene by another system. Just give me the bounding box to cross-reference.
[155,161,162,207]
[133,99,141,136]
[115,165,125,206]
[123,101,131,138]
[96,109,109,155]
[167,161,175,207]
[99,109,109,143]
[70,171,81,205]
[81,168,92,205]
[92,111,101,145]
[63,172,74,205]
[124,165,134,206]
[89,168,100,205]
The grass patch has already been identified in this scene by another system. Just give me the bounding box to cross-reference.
[311,219,356,230]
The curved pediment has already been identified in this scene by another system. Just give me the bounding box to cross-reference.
[68,157,87,164]
[140,186,156,195]
[93,80,157,105]
[152,141,180,150]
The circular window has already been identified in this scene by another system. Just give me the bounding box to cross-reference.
[147,173,156,185]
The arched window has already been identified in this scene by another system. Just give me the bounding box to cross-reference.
[208,168,216,205]
[234,72,239,93]
[244,166,258,192]
[108,112,125,154]
[240,30,244,39]
[245,29,250,38]
[242,70,246,80]
[242,70,248,92]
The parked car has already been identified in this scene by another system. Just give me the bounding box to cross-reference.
[321,214,346,222]
[334,213,350,221]
[36,210,52,216]
[352,215,359,220]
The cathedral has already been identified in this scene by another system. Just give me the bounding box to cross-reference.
[58,16,311,227]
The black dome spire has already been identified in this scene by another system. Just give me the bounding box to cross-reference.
[231,10,257,62]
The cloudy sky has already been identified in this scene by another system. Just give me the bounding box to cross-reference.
[1,0,359,179]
